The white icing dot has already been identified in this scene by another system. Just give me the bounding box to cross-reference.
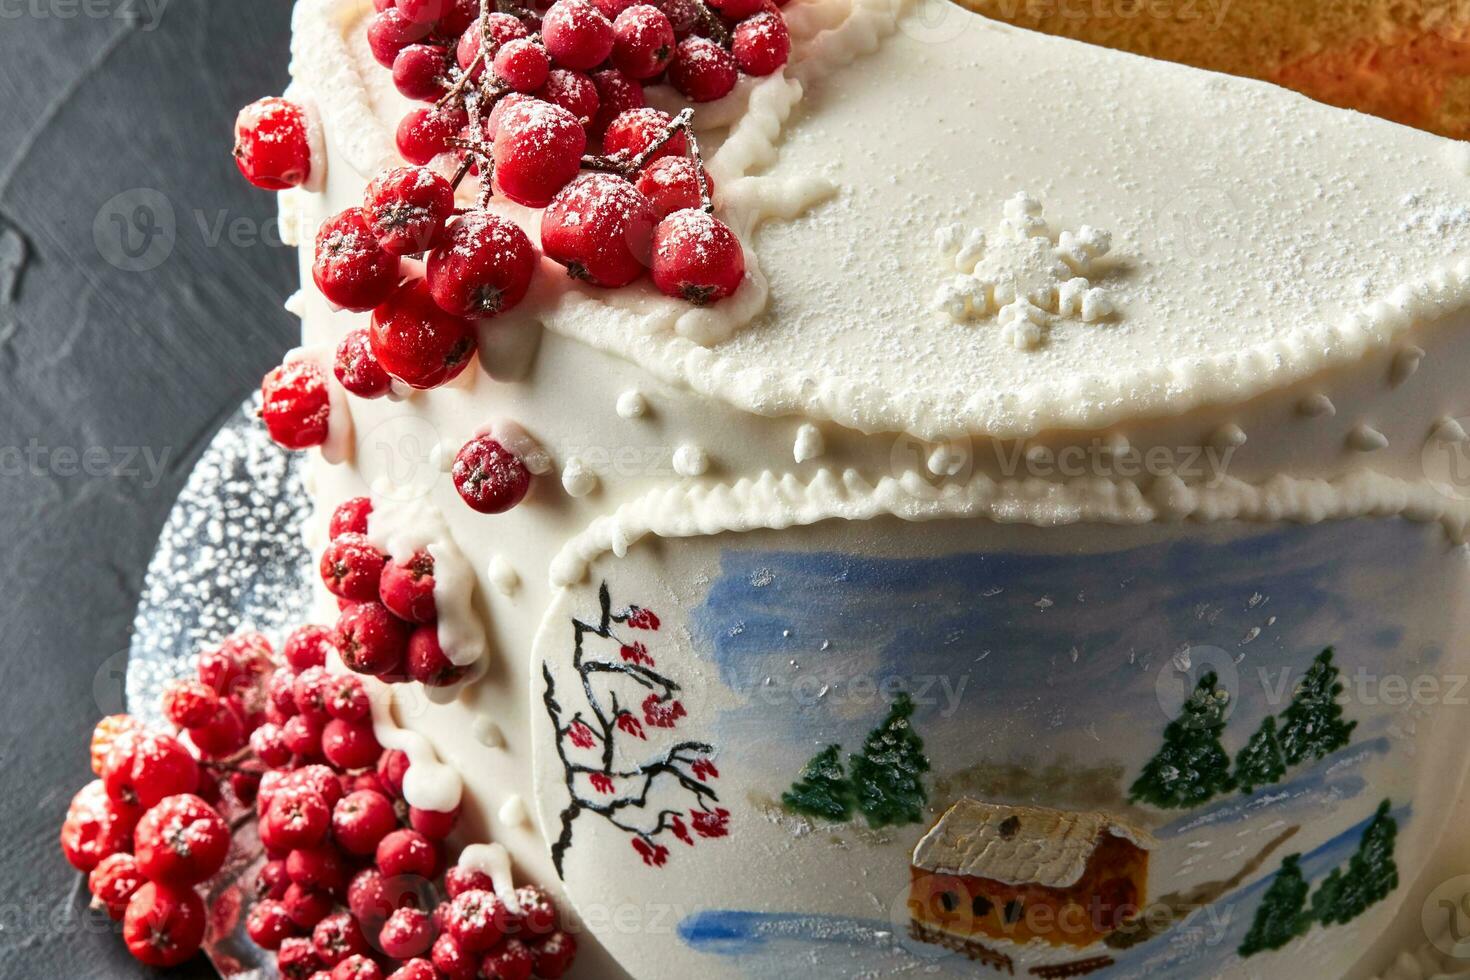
[486,555,519,597]
[472,716,506,748]
[793,424,825,463]
[1347,423,1389,452]
[1297,393,1336,418]
[673,444,710,477]
[927,443,970,477]
[497,795,529,828]
[1434,417,1470,444]
[561,456,598,498]
[1211,424,1247,449]
[616,389,648,419]
[283,290,306,318]
[1390,346,1425,387]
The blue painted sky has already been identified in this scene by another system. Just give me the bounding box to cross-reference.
[691,519,1444,771]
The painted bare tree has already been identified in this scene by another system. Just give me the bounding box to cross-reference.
[543,583,726,877]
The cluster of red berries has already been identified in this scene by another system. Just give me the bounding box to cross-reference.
[238,0,787,455]
[62,627,578,978]
[322,496,465,685]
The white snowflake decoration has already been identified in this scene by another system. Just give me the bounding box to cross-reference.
[933,193,1116,350]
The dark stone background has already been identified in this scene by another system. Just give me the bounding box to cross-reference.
[0,2,296,976]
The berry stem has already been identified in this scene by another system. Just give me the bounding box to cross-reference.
[437,52,485,110]
[628,108,694,174]
[691,0,732,48]
[684,125,713,214]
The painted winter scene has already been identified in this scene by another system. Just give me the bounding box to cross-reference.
[533,516,1468,979]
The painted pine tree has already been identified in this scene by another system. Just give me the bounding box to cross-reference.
[1234,715,1287,794]
[1316,799,1400,926]
[848,693,931,828]
[1239,854,1311,956]
[782,745,854,821]
[1278,648,1357,766]
[1129,671,1236,809]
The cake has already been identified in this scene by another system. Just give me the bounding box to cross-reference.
[62,0,1470,976]
[956,0,1470,140]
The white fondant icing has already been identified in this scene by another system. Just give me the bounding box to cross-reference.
[793,423,825,463]
[615,390,648,419]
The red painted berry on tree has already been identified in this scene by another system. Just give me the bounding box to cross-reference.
[321,533,388,602]
[491,98,587,207]
[542,173,655,288]
[537,69,600,127]
[652,208,745,304]
[123,883,206,968]
[396,103,469,165]
[542,0,615,70]
[589,68,645,136]
[234,97,312,190]
[261,360,332,450]
[335,328,394,399]
[336,601,412,676]
[452,436,532,514]
[314,208,402,312]
[425,211,537,319]
[602,107,686,163]
[407,625,468,687]
[668,36,738,102]
[611,5,675,79]
[493,37,551,93]
[329,499,374,541]
[733,8,790,75]
[635,155,715,218]
[364,166,456,256]
[370,278,479,389]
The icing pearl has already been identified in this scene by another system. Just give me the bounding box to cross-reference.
[616,389,648,419]
[1347,424,1389,452]
[487,555,520,597]
[793,424,825,463]
[673,444,710,477]
[561,456,598,498]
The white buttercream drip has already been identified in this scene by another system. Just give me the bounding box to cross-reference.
[366,490,487,668]
[486,554,520,597]
[457,843,519,909]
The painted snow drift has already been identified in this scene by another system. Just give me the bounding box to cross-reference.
[532,516,1470,979]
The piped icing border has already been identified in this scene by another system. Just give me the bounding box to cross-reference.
[548,466,1470,586]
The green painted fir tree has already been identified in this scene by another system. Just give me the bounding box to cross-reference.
[1239,854,1312,957]
[1128,671,1236,809]
[1316,799,1400,926]
[1234,715,1287,794]
[848,693,931,828]
[1278,648,1357,766]
[781,744,854,821]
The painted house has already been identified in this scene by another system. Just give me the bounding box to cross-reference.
[909,799,1153,951]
